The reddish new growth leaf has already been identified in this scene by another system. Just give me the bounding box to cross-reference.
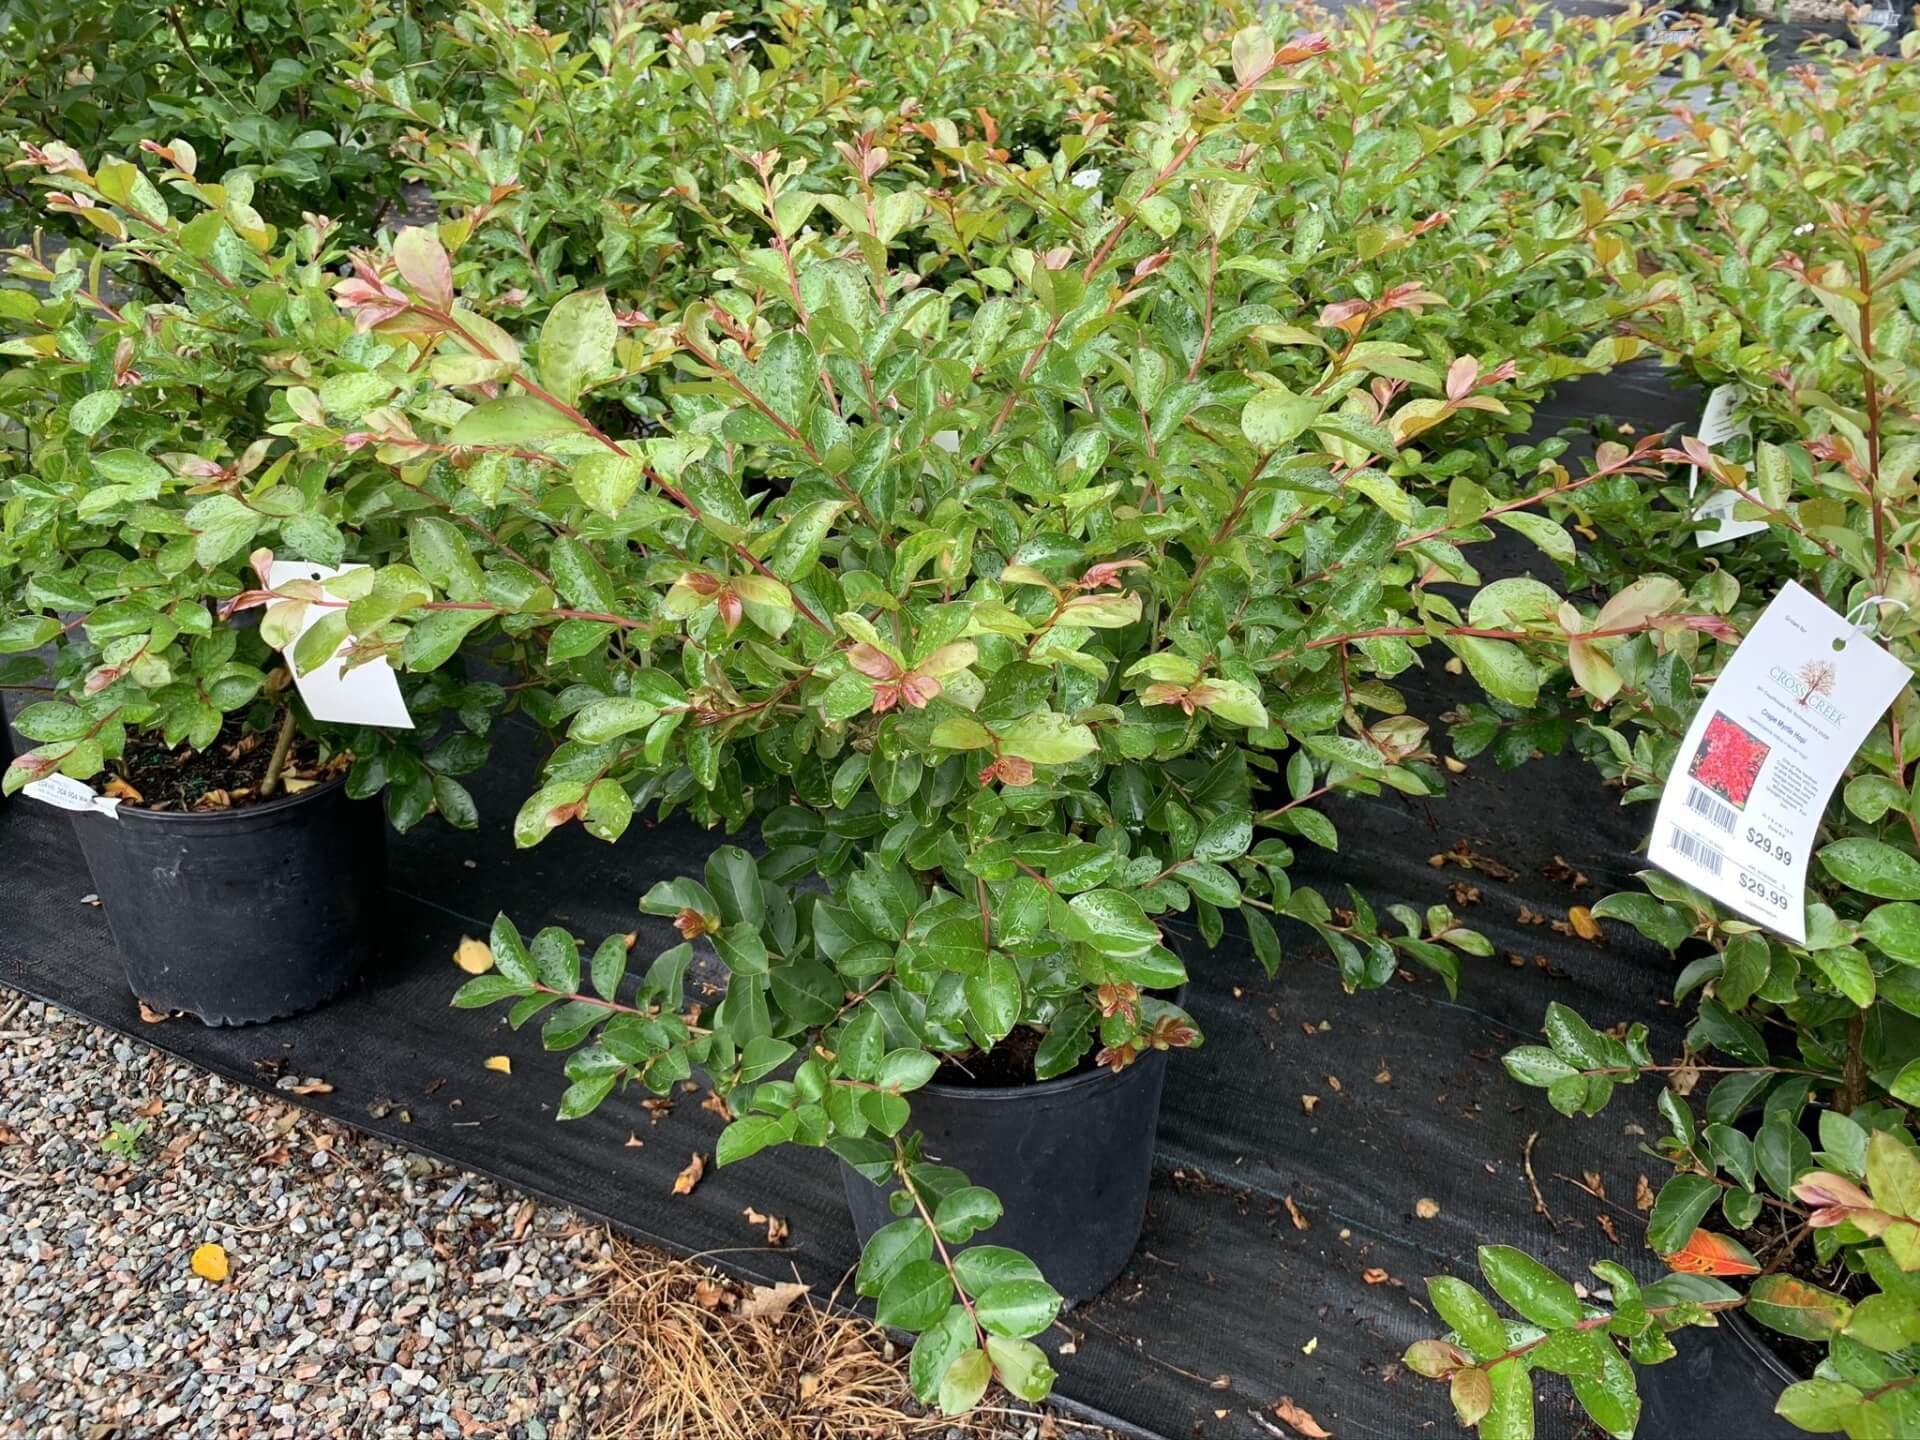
[1096,981,1141,1025]
[1078,559,1148,590]
[848,643,942,714]
[1661,1228,1760,1277]
[978,755,1035,788]
[674,908,719,942]
[1095,1041,1139,1074]
[1794,1172,1884,1230]
[333,253,411,331]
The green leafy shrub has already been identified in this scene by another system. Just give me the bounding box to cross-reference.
[1414,25,1920,1440]
[0,146,504,827]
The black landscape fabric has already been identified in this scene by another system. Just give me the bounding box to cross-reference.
[2,367,1749,1439]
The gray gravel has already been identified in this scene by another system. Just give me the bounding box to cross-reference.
[0,989,615,1440]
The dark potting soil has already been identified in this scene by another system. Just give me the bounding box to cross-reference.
[932,1025,1091,1087]
[114,717,347,812]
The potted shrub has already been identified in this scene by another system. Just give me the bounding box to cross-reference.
[165,16,1746,1407]
[0,147,505,1022]
[1405,36,1920,1440]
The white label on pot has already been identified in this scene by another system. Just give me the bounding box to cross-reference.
[1688,384,1768,549]
[23,773,122,817]
[1647,582,1910,943]
[267,561,414,729]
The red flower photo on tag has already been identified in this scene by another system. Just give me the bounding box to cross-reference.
[1688,711,1770,809]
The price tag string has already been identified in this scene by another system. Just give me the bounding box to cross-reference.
[1841,595,1909,646]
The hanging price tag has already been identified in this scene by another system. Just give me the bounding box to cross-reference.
[1687,384,1768,549]
[267,561,414,729]
[1648,582,1911,942]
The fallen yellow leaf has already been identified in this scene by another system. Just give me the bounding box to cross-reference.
[485,1055,512,1074]
[1568,905,1602,941]
[454,937,494,975]
[673,1152,706,1195]
[191,1243,230,1282]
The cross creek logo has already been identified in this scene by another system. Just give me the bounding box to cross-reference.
[1768,659,1848,724]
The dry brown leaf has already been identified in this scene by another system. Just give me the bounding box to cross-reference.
[1274,1396,1333,1438]
[1300,1094,1320,1115]
[692,1277,732,1310]
[190,1243,229,1282]
[1568,906,1602,942]
[1449,881,1480,907]
[744,1206,789,1246]
[1326,1075,1342,1092]
[1374,1067,1392,1084]
[642,1097,675,1122]
[672,1153,706,1196]
[1415,1197,1440,1220]
[103,776,143,802]
[193,788,232,811]
[137,1001,172,1024]
[1442,755,1466,774]
[701,1090,734,1123]
[1597,1214,1622,1244]
[1362,1267,1391,1285]
[1284,1195,1310,1231]
[281,776,318,794]
[288,1080,334,1096]
[1583,1171,1607,1201]
[484,1055,512,1075]
[454,937,494,975]
[625,1133,645,1148]
[739,1280,809,1320]
[1635,1174,1656,1212]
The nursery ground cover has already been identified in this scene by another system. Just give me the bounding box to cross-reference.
[0,368,1737,1440]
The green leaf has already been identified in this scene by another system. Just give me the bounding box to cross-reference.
[937,1346,992,1415]
[1647,1174,1721,1254]
[70,390,122,436]
[1241,389,1327,448]
[1478,1246,1584,1328]
[1067,889,1160,958]
[1428,1275,1509,1360]
[538,289,617,407]
[985,1335,1056,1402]
[1821,839,1920,900]
[716,1114,791,1166]
[964,953,1021,1042]
[1864,903,1920,963]
[1869,1132,1920,1218]
[1775,1380,1870,1434]
[933,1186,1003,1243]
[974,1278,1061,1338]
[876,1259,954,1331]
[1450,636,1538,708]
[448,395,579,446]
[571,451,646,518]
[857,1217,933,1297]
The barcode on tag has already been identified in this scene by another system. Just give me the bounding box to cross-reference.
[1669,827,1724,876]
[1684,785,1738,835]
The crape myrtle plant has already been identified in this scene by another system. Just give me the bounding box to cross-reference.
[0,144,506,825]
[0,0,475,242]
[1411,30,1920,1440]
[140,19,1724,1409]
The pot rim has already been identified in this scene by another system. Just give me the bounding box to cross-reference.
[89,770,353,826]
[1726,1307,1811,1387]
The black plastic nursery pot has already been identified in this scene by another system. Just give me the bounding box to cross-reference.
[841,1032,1175,1307]
[1636,1310,1803,1440]
[68,774,387,1026]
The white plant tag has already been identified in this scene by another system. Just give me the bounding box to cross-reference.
[1648,582,1911,942]
[267,561,414,729]
[23,773,123,818]
[1687,384,1768,548]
